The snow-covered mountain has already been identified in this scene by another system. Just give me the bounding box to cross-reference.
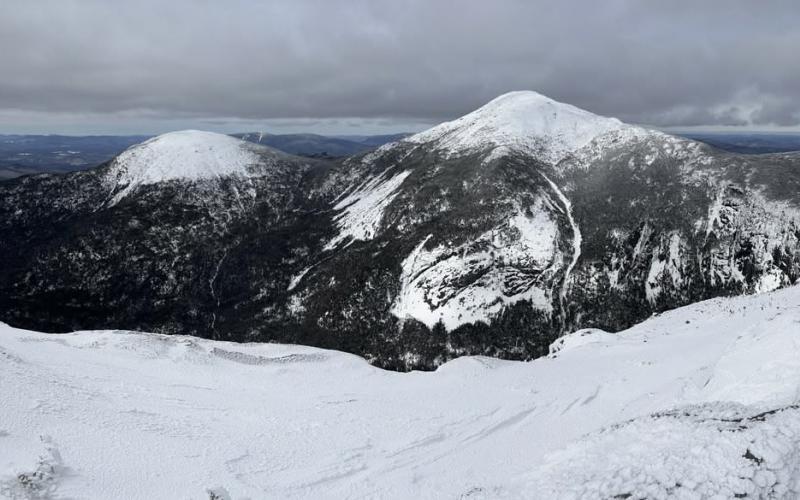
[1,285,799,498]
[405,90,632,164]
[289,91,800,367]
[103,130,286,203]
[1,92,800,369]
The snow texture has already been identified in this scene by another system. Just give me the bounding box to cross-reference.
[104,130,268,203]
[4,281,800,499]
[539,172,581,307]
[524,403,800,499]
[324,169,411,250]
[392,199,560,329]
[406,91,631,165]
[287,266,313,292]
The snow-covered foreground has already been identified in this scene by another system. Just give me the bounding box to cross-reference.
[2,288,800,499]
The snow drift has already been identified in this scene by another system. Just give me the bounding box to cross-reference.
[2,284,799,498]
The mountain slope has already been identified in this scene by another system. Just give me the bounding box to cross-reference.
[0,133,409,180]
[104,130,272,202]
[286,92,800,367]
[1,285,799,498]
[0,131,334,340]
[1,93,800,369]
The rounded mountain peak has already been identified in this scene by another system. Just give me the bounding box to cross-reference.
[111,130,265,182]
[406,90,632,164]
[104,130,278,201]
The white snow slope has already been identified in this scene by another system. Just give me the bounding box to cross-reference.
[324,169,412,250]
[2,286,800,499]
[405,91,631,165]
[104,130,270,202]
[392,199,561,330]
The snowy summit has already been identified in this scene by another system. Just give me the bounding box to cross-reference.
[406,90,632,164]
[104,130,269,200]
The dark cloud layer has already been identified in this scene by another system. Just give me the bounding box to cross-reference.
[1,0,799,133]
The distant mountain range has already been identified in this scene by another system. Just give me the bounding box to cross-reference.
[0,132,409,179]
[2,91,799,370]
[0,134,150,179]
[233,132,409,157]
[1,130,798,180]
[679,132,800,154]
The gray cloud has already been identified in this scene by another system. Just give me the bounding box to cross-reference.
[1,0,799,134]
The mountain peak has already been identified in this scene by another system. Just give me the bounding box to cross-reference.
[406,90,632,164]
[104,130,270,201]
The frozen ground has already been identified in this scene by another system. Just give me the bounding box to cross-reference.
[1,286,800,499]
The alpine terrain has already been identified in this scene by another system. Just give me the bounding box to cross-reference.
[2,92,800,370]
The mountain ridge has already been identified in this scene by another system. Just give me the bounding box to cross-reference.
[3,128,799,181]
[1,91,799,370]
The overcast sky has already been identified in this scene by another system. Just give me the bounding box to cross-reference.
[1,0,799,135]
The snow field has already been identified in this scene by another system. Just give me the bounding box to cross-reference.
[1,285,800,498]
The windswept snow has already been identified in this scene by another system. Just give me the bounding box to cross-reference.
[324,170,411,250]
[3,289,800,498]
[104,130,267,202]
[405,91,631,165]
[525,403,800,499]
[705,185,725,238]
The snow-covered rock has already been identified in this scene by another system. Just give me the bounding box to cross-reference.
[324,169,412,250]
[2,285,799,498]
[392,199,562,329]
